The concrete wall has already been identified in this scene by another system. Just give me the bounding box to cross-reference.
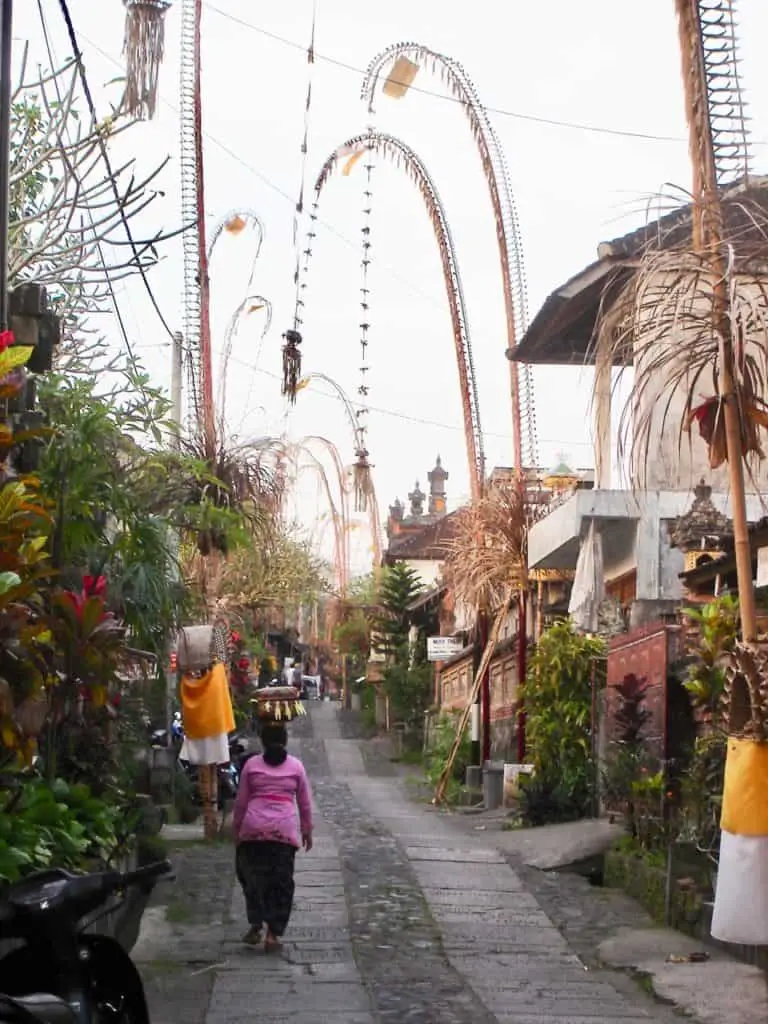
[404,558,442,589]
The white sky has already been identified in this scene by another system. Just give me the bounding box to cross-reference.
[13,1,768,575]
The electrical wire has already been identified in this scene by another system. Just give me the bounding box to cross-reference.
[227,355,593,449]
[57,0,178,345]
[74,30,493,317]
[37,0,140,367]
[204,3,689,145]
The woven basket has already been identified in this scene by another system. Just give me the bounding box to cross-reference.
[176,626,214,673]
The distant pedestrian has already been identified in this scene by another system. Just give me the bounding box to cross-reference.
[233,722,313,952]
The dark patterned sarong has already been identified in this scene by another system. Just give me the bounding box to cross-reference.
[236,840,297,937]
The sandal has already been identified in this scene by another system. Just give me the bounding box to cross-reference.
[264,931,283,953]
[242,926,262,946]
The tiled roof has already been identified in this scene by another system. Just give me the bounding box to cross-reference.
[385,510,461,562]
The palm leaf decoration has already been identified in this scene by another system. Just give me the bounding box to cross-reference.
[593,182,768,489]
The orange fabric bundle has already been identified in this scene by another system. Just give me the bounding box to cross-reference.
[180,663,235,740]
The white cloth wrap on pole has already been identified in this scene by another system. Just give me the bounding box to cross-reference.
[711,831,768,944]
[180,733,229,766]
[471,703,480,743]
[569,520,605,633]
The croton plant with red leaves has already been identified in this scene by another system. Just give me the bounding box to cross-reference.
[229,629,252,690]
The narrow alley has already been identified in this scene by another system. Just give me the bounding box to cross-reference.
[136,703,688,1024]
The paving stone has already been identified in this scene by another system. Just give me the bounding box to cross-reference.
[405,845,507,864]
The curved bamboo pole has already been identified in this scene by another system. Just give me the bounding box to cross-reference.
[361,41,537,472]
[314,130,485,501]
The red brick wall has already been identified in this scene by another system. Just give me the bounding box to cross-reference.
[606,623,682,758]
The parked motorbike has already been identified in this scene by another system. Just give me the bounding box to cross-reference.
[150,725,248,809]
[0,859,172,1023]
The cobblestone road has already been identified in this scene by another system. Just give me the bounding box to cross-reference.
[137,703,689,1024]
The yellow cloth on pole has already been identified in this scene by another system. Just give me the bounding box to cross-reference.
[180,663,235,740]
[720,736,768,837]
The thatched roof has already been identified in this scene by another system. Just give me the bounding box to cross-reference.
[510,176,768,366]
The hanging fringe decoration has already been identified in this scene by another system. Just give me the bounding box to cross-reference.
[282,0,318,397]
[122,0,171,120]
[282,329,303,403]
[353,446,372,513]
[353,140,375,513]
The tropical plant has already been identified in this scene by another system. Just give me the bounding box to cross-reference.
[518,620,605,824]
[0,775,123,883]
[682,594,739,727]
[602,673,654,834]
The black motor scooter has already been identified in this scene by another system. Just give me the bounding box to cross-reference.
[0,859,172,1023]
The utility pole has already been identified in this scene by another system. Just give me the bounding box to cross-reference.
[0,0,14,333]
[675,0,756,640]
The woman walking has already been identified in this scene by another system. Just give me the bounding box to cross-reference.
[233,722,313,951]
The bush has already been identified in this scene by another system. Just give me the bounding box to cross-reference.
[0,777,123,883]
[424,711,471,803]
[519,620,604,825]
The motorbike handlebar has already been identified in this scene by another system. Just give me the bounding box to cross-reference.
[120,859,173,890]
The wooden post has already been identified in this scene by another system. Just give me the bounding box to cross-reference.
[675,0,757,641]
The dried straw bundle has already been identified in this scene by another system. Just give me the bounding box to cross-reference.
[123,0,171,121]
[443,481,533,611]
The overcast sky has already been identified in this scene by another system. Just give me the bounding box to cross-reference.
[14,1,768,574]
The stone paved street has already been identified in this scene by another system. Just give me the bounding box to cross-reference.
[136,702,688,1024]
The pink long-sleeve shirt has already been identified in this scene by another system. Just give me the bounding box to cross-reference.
[233,753,313,848]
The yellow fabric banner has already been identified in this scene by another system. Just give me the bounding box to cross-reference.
[720,736,768,837]
[180,662,235,740]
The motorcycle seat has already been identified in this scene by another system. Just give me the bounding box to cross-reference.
[2,993,77,1023]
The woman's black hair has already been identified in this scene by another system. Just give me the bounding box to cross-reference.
[260,722,288,766]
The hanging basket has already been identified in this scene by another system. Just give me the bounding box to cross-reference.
[123,0,171,121]
[250,686,306,723]
[281,329,303,403]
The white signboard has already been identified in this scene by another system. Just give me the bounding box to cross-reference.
[757,547,768,589]
[427,636,463,662]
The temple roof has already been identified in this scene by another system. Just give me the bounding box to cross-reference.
[670,480,731,551]
[384,509,461,563]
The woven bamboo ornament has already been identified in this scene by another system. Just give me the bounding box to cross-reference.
[123,0,171,120]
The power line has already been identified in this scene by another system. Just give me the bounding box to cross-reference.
[37,0,140,367]
[228,355,593,448]
[76,30,452,317]
[57,0,178,346]
[204,3,689,144]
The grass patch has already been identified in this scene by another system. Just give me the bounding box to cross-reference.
[165,900,194,924]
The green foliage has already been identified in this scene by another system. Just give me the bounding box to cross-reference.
[0,776,122,882]
[518,620,605,824]
[679,731,727,865]
[383,660,433,732]
[602,674,655,835]
[372,563,424,657]
[424,711,471,804]
[682,595,739,726]
[334,610,371,680]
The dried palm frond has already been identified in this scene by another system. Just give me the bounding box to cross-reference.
[443,479,537,610]
[593,188,768,491]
